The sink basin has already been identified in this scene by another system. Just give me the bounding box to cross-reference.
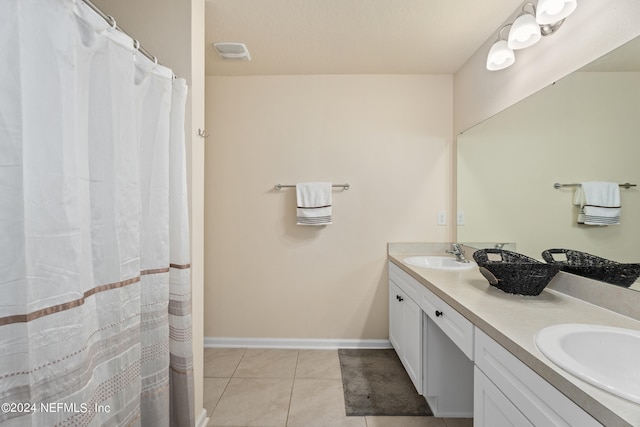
[535,323,640,404]
[403,256,476,271]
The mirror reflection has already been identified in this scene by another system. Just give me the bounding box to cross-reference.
[457,36,640,291]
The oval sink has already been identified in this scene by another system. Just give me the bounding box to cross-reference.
[403,256,476,271]
[535,323,640,404]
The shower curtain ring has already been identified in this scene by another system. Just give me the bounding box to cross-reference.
[107,15,117,29]
[133,40,140,52]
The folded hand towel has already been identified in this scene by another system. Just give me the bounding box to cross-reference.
[574,182,621,225]
[296,182,332,225]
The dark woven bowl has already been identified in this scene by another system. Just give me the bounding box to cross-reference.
[473,249,560,296]
[541,248,640,288]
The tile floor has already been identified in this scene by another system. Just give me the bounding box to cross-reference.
[204,348,473,427]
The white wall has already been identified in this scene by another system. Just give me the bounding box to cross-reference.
[189,2,206,422]
[204,74,452,340]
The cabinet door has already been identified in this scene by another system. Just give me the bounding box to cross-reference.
[475,367,534,427]
[389,281,403,352]
[402,295,422,393]
[475,329,602,427]
[389,279,422,394]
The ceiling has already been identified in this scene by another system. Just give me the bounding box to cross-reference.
[204,0,525,76]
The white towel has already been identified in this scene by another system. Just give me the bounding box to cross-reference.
[573,181,621,225]
[296,182,332,225]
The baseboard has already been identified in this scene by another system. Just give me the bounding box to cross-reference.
[195,408,209,427]
[204,336,392,350]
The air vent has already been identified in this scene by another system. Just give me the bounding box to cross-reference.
[213,42,251,61]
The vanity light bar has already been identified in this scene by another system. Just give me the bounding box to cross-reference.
[553,182,636,189]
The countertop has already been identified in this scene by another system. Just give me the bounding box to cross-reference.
[388,251,640,427]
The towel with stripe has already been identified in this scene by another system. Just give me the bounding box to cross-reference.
[574,181,621,225]
[296,182,332,225]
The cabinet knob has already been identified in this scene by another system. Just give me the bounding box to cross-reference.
[435,310,443,317]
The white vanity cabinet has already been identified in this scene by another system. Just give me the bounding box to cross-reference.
[389,263,423,393]
[474,329,602,427]
[389,255,626,426]
[389,262,474,416]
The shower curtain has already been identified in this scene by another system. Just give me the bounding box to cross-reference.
[0,0,195,425]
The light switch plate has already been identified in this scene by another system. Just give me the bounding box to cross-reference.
[437,210,447,226]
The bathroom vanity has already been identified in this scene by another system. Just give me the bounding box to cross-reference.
[388,243,640,427]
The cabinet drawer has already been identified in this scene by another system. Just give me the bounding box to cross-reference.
[389,261,421,302]
[421,286,474,360]
[474,329,602,427]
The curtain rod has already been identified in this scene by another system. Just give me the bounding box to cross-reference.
[80,0,176,78]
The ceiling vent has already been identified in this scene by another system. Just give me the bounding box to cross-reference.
[213,42,251,61]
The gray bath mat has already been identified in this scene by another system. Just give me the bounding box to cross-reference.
[338,349,432,416]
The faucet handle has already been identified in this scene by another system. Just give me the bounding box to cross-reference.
[448,243,471,263]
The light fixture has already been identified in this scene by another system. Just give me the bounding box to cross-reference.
[486,25,515,71]
[535,0,577,25]
[508,3,541,50]
[486,0,577,71]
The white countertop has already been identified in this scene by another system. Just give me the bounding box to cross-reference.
[388,252,640,427]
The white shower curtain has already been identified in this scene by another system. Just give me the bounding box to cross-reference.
[0,0,195,425]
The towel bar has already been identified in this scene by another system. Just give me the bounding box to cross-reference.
[553,182,636,190]
[274,183,350,190]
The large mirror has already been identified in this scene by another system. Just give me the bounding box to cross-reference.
[457,35,640,291]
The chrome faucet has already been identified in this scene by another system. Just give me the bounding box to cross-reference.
[446,243,470,263]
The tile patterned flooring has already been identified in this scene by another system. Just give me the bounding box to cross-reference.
[204,348,473,427]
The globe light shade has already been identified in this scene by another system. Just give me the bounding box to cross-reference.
[508,13,542,49]
[536,0,577,25]
[486,40,515,71]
